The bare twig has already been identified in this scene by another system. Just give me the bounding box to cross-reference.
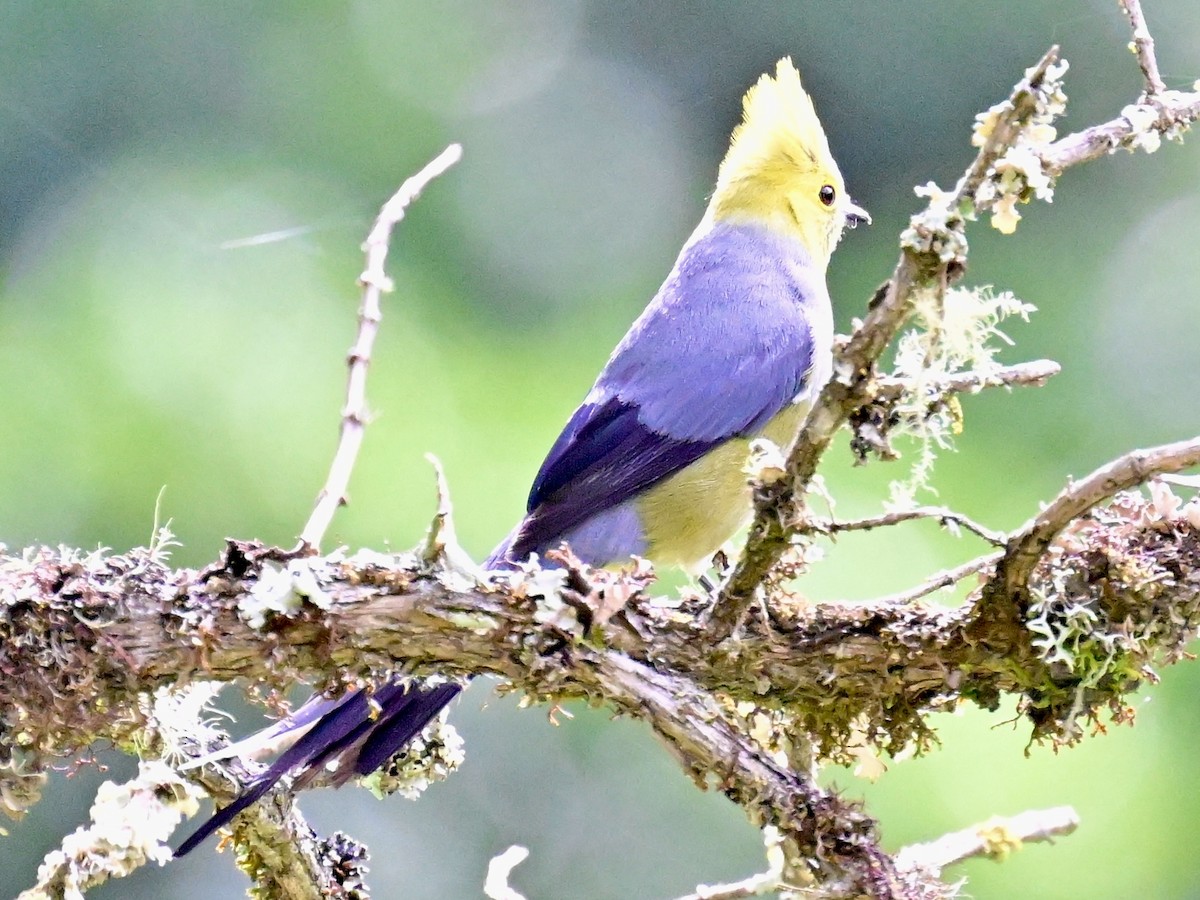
[1119,0,1167,97]
[992,436,1200,606]
[895,806,1079,874]
[871,551,1002,606]
[299,144,464,551]
[818,506,1007,547]
[215,146,463,895]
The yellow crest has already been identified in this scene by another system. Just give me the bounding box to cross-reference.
[716,58,839,192]
[709,58,854,267]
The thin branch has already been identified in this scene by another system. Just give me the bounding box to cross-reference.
[871,359,1061,404]
[992,436,1200,606]
[818,507,1007,548]
[266,144,463,895]
[299,144,464,551]
[676,802,1079,900]
[1041,88,1200,172]
[897,806,1084,878]
[1119,0,1167,97]
[184,747,365,899]
[895,806,1080,874]
[596,654,895,896]
[871,551,1001,606]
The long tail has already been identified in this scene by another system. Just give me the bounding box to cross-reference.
[174,681,461,857]
[177,533,522,857]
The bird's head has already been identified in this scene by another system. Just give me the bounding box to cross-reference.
[709,58,868,269]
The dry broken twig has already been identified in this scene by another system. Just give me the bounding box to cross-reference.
[299,144,464,552]
[817,506,1007,548]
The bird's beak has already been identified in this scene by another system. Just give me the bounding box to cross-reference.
[844,198,871,229]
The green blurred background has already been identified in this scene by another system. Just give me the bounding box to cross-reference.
[2,2,1199,898]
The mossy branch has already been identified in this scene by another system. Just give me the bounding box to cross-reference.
[3,452,1200,897]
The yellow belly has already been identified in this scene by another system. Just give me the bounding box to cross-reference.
[636,402,808,571]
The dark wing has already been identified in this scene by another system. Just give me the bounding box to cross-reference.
[505,396,717,560]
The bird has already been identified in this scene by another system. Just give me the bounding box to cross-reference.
[175,56,867,857]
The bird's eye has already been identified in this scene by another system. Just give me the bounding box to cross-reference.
[818,185,836,207]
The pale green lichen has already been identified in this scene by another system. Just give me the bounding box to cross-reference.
[1026,588,1105,672]
[972,58,1069,234]
[519,564,581,636]
[1018,487,1200,743]
[20,761,201,899]
[360,712,465,800]
[887,286,1036,508]
[141,683,230,768]
[743,437,789,487]
[1024,583,1133,742]
[239,558,333,628]
[902,181,970,266]
[731,700,797,769]
[145,522,180,567]
[446,610,502,635]
[1121,102,1163,153]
